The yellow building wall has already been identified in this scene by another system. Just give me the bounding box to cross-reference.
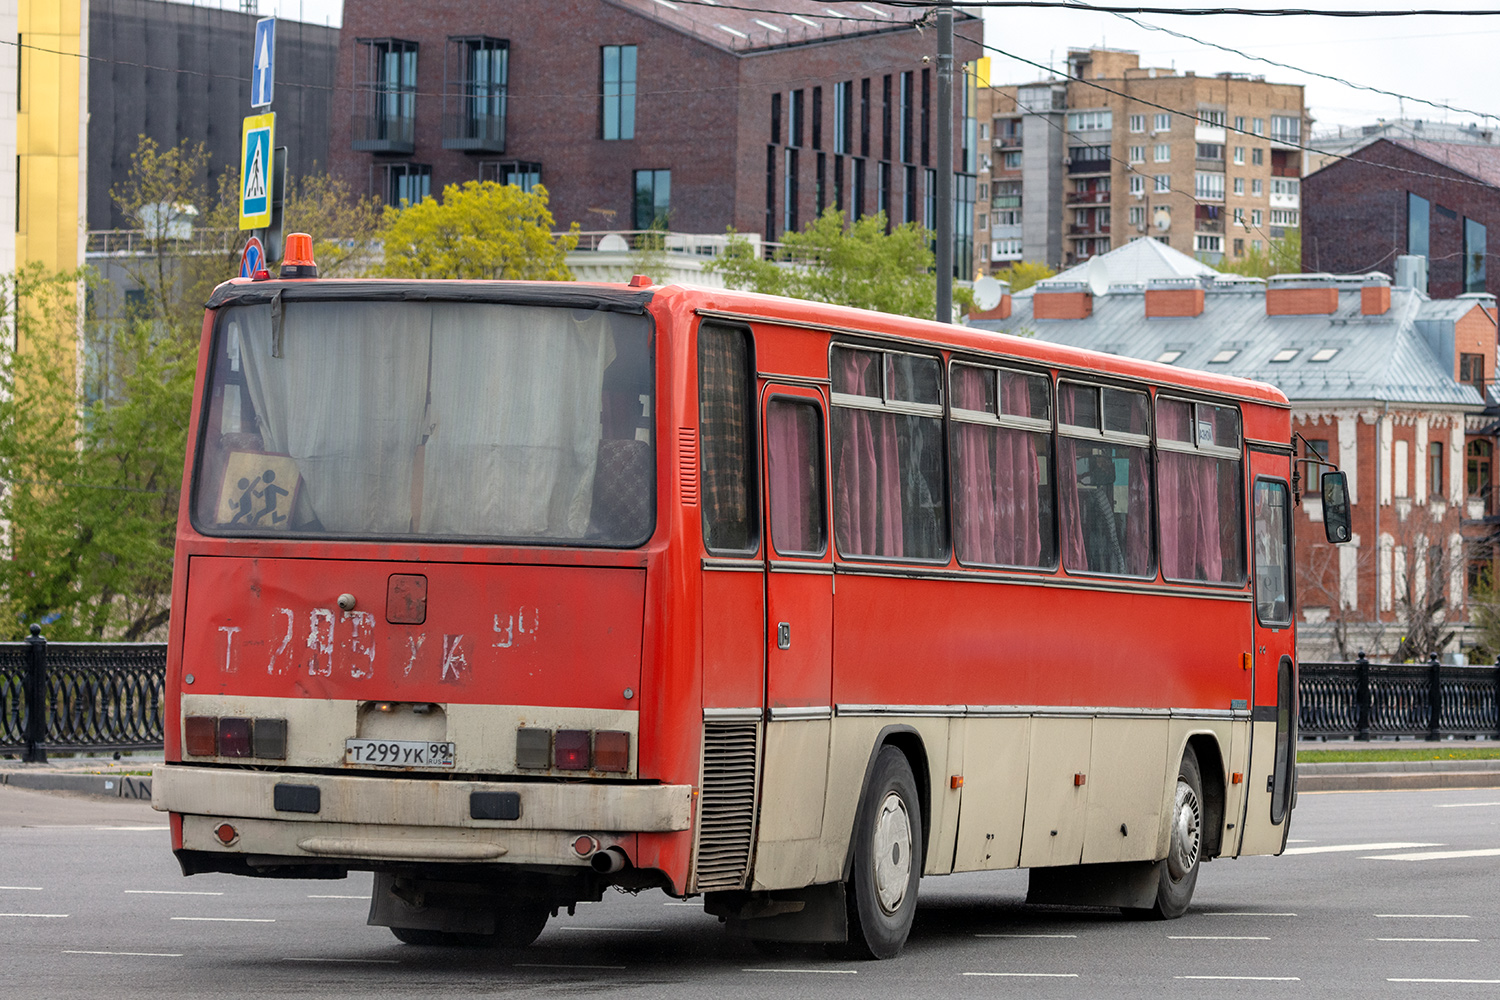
[17,0,85,276]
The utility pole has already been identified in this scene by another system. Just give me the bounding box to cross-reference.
[936,3,953,324]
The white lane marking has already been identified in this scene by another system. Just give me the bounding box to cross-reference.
[1168,935,1270,940]
[516,963,628,970]
[744,968,858,974]
[555,926,660,933]
[283,957,400,965]
[963,972,1079,978]
[0,913,68,918]
[64,951,182,958]
[1389,979,1500,984]
[1434,802,1500,808]
[1377,914,1471,918]
[307,895,371,900]
[0,887,43,891]
[975,933,1078,939]
[1204,912,1297,917]
[662,901,698,906]
[1177,976,1300,981]
[1374,938,1479,942]
[23,825,167,830]
[170,917,274,923]
[125,890,224,896]
[1285,839,1312,843]
[1283,841,1440,855]
[1365,848,1500,861]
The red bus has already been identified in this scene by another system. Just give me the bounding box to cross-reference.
[153,254,1349,959]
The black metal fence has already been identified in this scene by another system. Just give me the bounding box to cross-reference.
[0,626,167,762]
[1300,654,1500,740]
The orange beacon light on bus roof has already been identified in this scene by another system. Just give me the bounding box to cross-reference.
[279,233,318,280]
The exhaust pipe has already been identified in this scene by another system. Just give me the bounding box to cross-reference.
[590,846,629,874]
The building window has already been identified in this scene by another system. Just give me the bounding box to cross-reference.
[1233,237,1244,256]
[1468,439,1492,499]
[1233,207,1244,225]
[1430,441,1444,494]
[1067,109,1112,131]
[478,160,541,190]
[905,165,918,224]
[1234,115,1245,132]
[1407,192,1430,259]
[1154,113,1171,132]
[1197,143,1224,161]
[1154,143,1171,162]
[1233,177,1245,196]
[1196,234,1223,253]
[1233,146,1245,165]
[1466,218,1487,292]
[1069,145,1110,171]
[835,81,852,154]
[834,153,845,212]
[634,168,670,229]
[817,151,827,212]
[860,77,870,157]
[1306,439,1332,484]
[1251,209,1263,227]
[354,38,418,153]
[790,89,804,148]
[1002,151,1022,170]
[444,37,508,152]
[925,167,937,229]
[784,149,799,232]
[1195,172,1225,201]
[1129,205,1145,226]
[853,157,867,219]
[1461,353,1486,394]
[1200,109,1226,127]
[384,162,431,206]
[1129,114,1145,133]
[1269,209,1299,227]
[602,45,636,140]
[1271,178,1300,198]
[771,92,782,144]
[900,71,913,162]
[1252,179,1264,197]
[1129,174,1145,196]
[1252,117,1265,136]
[1129,145,1145,164]
[978,182,988,201]
[1252,239,1263,252]
[812,86,822,150]
[1251,147,1264,166]
[1154,174,1170,193]
[1270,115,1301,143]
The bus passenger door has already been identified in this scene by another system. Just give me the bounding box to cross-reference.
[1239,461,1297,856]
[749,385,834,889]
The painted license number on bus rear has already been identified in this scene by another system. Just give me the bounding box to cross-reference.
[345,739,456,768]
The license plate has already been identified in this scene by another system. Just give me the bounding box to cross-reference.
[345,738,456,768]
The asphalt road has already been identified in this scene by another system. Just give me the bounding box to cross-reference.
[2,784,1499,999]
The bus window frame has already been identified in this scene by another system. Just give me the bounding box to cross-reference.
[698,320,762,558]
[1055,376,1157,581]
[826,340,951,566]
[1154,392,1248,589]
[1252,476,1295,628]
[946,355,1059,573]
[187,300,661,550]
[764,392,830,560]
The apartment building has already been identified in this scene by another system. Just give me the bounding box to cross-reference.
[974,48,1308,273]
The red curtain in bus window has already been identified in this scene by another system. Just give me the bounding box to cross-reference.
[767,399,825,554]
[1157,400,1225,582]
[951,367,1042,566]
[832,351,903,556]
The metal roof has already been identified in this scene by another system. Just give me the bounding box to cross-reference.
[1033,236,1223,292]
[604,1,978,54]
[973,284,1492,409]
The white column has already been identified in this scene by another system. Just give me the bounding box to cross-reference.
[1394,440,1409,498]
[1415,417,1429,504]
[1379,416,1394,505]
[1450,530,1465,608]
[1451,422,1466,504]
[1338,414,1359,504]
[1378,532,1395,612]
[1414,533,1428,602]
[1339,533,1360,611]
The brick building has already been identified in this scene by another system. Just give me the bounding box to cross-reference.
[329,0,981,266]
[1302,139,1500,300]
[970,240,1500,660]
[974,47,1308,274]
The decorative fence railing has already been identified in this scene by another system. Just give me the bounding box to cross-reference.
[0,627,167,762]
[1300,655,1500,740]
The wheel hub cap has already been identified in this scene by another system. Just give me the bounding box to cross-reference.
[872,791,913,914]
[1167,778,1201,881]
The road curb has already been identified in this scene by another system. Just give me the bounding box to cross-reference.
[1297,769,1500,792]
[0,770,153,799]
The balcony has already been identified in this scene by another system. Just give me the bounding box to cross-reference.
[991,195,1022,210]
[1068,158,1111,175]
[1270,192,1300,210]
[352,112,416,154]
[1194,125,1227,144]
[1195,218,1224,234]
[994,133,1022,149]
[1068,224,1111,236]
[1067,190,1110,205]
[443,107,506,153]
[1194,158,1225,172]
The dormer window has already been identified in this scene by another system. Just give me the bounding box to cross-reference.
[1309,348,1339,362]
[1210,349,1238,364]
[1155,350,1183,364]
[1270,348,1299,363]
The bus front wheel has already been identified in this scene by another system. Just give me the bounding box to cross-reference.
[1126,745,1203,920]
[843,746,923,959]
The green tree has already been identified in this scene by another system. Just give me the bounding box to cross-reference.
[0,265,194,640]
[1215,228,1302,279]
[379,180,578,280]
[989,260,1056,294]
[709,209,940,319]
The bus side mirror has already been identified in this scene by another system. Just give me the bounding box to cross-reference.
[1321,471,1352,544]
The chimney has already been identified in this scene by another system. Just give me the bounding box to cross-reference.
[1266,273,1338,316]
[1394,254,1429,294]
[1145,277,1205,318]
[1361,273,1392,316]
[1032,280,1093,320]
[968,280,1013,321]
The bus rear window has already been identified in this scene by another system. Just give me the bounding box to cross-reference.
[192,301,654,545]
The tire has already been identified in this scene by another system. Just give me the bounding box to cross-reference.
[389,903,549,949]
[1126,746,1203,920]
[843,746,923,960]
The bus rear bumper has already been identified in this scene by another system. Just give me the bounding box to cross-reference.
[152,764,692,868]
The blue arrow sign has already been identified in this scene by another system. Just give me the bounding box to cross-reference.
[251,17,276,109]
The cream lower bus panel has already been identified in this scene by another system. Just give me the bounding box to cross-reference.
[1018,718,1093,868]
[951,717,1029,871]
[749,719,831,890]
[1224,718,1252,857]
[180,693,639,777]
[1080,718,1169,865]
[1238,720,1288,856]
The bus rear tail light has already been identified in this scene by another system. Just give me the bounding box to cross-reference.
[253,718,288,759]
[185,716,217,756]
[554,730,591,770]
[515,728,551,769]
[218,718,253,757]
[593,731,630,772]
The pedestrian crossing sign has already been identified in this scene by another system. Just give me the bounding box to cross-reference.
[239,113,276,230]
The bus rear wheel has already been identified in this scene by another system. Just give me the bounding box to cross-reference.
[1125,745,1203,920]
[843,746,923,959]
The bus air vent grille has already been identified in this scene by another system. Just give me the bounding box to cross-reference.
[695,720,759,891]
[679,427,700,506]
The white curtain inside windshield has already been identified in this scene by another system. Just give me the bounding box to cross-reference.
[193,301,654,544]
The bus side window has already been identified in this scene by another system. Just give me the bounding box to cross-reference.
[1253,480,1292,624]
[698,323,758,553]
[1057,381,1153,578]
[766,399,827,556]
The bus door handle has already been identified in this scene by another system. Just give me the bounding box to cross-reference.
[777,623,791,650]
